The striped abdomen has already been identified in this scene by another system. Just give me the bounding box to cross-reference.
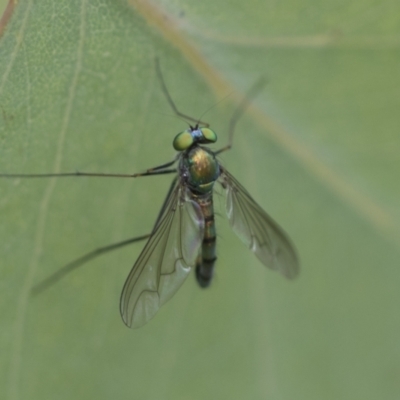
[195,194,217,288]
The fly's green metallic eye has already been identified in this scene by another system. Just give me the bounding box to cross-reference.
[173,131,194,151]
[201,128,217,143]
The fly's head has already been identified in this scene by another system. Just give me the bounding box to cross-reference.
[172,125,217,152]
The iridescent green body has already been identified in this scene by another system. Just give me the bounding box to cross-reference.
[176,128,219,287]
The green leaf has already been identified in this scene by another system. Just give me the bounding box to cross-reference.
[1,1,400,399]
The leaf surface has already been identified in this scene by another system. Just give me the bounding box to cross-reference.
[1,1,400,399]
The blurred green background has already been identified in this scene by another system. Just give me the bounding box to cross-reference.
[1,1,400,399]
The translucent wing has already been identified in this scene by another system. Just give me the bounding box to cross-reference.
[219,167,299,279]
[120,181,204,328]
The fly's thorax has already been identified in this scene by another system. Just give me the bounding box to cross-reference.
[180,146,220,194]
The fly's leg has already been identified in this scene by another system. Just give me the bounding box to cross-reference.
[0,158,178,179]
[31,234,151,296]
[155,58,209,128]
[31,177,179,296]
[0,161,179,290]
[146,158,177,171]
[214,77,268,156]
